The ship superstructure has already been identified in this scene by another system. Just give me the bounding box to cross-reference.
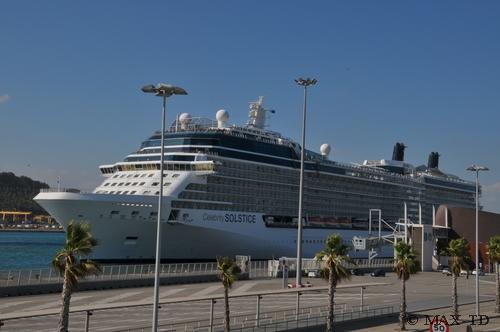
[35,97,476,262]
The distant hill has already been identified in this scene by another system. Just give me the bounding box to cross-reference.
[0,172,49,215]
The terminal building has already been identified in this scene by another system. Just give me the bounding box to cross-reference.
[403,205,500,272]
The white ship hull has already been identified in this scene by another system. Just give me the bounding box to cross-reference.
[35,192,393,261]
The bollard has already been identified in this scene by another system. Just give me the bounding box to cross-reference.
[84,310,92,332]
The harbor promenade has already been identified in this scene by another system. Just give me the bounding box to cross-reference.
[0,272,497,331]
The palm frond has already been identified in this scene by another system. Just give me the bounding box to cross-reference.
[394,241,419,280]
[316,234,352,284]
[216,256,241,288]
[448,238,471,276]
[488,236,500,263]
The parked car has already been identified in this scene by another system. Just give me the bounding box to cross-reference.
[350,269,364,276]
[436,264,449,272]
[307,269,320,278]
[287,281,313,288]
[370,269,386,277]
[472,269,485,276]
[442,268,452,276]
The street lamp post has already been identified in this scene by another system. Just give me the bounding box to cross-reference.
[294,77,317,287]
[466,164,489,316]
[141,83,187,332]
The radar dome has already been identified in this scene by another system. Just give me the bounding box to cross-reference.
[216,109,229,128]
[179,113,192,123]
[216,109,229,121]
[320,143,331,157]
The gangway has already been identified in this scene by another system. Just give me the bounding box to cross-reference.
[353,204,452,270]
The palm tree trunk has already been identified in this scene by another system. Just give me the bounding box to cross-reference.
[452,273,458,317]
[496,262,500,314]
[400,277,406,330]
[224,285,230,332]
[326,267,336,332]
[58,268,72,332]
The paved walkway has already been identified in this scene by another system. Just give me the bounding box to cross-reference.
[0,272,497,331]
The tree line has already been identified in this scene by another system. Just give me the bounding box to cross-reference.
[0,172,49,215]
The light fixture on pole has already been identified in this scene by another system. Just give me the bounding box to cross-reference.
[294,77,317,287]
[141,83,187,331]
[466,164,489,316]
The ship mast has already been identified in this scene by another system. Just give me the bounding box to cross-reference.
[247,96,274,129]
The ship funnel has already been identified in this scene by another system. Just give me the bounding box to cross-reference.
[216,109,229,128]
[392,142,406,161]
[320,143,331,158]
[427,152,440,169]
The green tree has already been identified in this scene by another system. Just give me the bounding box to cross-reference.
[315,234,352,332]
[52,222,100,332]
[216,256,241,332]
[447,238,471,317]
[488,235,500,313]
[394,241,420,331]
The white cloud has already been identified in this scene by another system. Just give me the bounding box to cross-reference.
[0,94,10,103]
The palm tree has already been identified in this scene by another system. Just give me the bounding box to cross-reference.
[216,256,241,332]
[488,235,500,313]
[447,238,471,317]
[315,234,352,332]
[52,221,100,332]
[394,241,419,331]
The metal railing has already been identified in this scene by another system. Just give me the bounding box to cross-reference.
[0,283,391,331]
[0,258,392,288]
[0,261,271,288]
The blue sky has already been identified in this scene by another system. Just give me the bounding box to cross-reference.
[1,1,499,212]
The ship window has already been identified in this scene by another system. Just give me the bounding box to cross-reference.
[150,212,158,217]
[141,174,147,177]
[125,183,131,186]
[120,174,126,178]
[127,174,133,178]
[143,190,150,194]
[163,173,169,177]
[111,183,117,187]
[109,191,115,194]
[132,182,138,186]
[172,174,180,178]
[148,174,154,177]
[164,182,171,186]
[104,183,110,186]
[110,210,120,215]
[139,182,145,186]
[116,191,122,194]
[155,191,160,195]
[123,191,129,194]
[134,174,139,178]
[130,191,136,194]
[118,182,124,186]
[112,174,119,178]
[152,182,159,186]
[131,211,139,216]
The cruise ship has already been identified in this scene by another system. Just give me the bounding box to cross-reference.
[35,97,476,262]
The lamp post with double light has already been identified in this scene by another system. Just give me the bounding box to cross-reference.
[466,164,489,316]
[294,77,317,287]
[141,83,187,331]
